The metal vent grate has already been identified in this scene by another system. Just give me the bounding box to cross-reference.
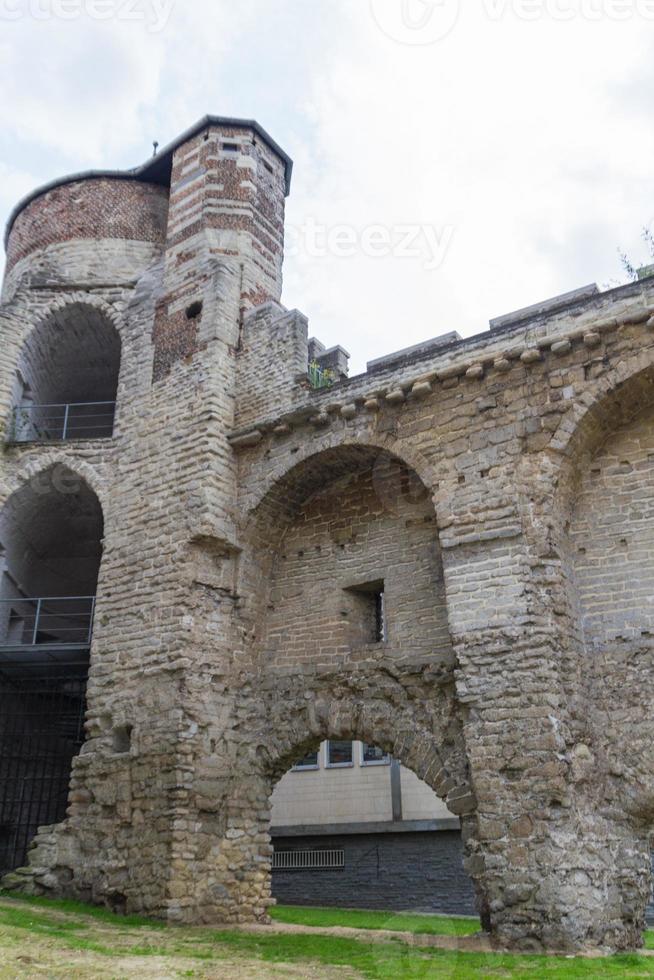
[272,849,344,872]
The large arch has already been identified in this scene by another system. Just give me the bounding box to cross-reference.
[265,700,477,917]
[10,300,121,442]
[214,443,484,926]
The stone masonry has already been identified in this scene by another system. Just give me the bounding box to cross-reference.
[0,114,654,952]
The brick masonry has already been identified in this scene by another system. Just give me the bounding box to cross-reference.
[271,830,476,915]
[5,179,169,274]
[0,117,652,954]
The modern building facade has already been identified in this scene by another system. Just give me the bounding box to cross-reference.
[271,740,475,913]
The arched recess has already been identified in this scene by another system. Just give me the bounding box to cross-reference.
[559,363,654,646]
[0,463,104,622]
[0,465,104,875]
[10,301,121,442]
[560,363,654,823]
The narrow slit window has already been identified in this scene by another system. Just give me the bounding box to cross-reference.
[344,579,386,644]
[375,589,386,643]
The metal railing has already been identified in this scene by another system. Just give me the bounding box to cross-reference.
[0,596,96,648]
[10,402,116,443]
[272,849,345,871]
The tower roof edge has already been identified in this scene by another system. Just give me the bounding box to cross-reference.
[4,114,294,249]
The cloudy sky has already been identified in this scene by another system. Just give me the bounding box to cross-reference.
[1,0,653,373]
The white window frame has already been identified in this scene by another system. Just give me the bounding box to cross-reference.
[292,748,320,772]
[325,739,354,769]
[360,743,391,767]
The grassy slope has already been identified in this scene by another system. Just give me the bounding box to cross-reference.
[271,904,481,935]
[1,894,654,979]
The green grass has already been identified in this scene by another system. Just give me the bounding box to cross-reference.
[0,888,164,928]
[271,903,481,936]
[211,929,654,978]
[1,893,654,978]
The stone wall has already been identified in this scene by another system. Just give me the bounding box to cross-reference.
[0,117,654,954]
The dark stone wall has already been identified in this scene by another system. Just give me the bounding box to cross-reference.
[271,830,477,916]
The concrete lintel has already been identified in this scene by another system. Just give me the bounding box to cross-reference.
[270,818,461,838]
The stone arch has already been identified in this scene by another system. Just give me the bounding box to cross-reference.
[260,688,471,814]
[218,441,482,923]
[264,690,478,906]
[179,664,480,928]
[556,361,654,828]
[10,297,122,442]
[244,431,438,518]
[555,360,654,635]
[8,454,108,514]
[553,353,654,495]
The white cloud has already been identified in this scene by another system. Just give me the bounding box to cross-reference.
[1,0,653,372]
[282,4,654,370]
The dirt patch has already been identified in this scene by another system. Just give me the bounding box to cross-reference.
[0,901,360,980]
[0,932,357,979]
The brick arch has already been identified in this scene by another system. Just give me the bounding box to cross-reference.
[7,454,108,514]
[244,432,438,523]
[11,294,125,361]
[0,459,105,613]
[552,352,654,505]
[34,293,125,337]
[243,442,451,671]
